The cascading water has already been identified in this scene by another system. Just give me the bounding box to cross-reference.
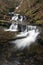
[4,13,40,50]
[10,25,40,49]
[4,23,18,31]
[11,14,19,21]
[10,14,23,22]
[4,13,26,31]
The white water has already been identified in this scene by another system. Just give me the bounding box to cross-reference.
[4,23,18,31]
[11,14,23,23]
[11,14,19,21]
[10,26,39,49]
[19,16,23,23]
[4,13,40,49]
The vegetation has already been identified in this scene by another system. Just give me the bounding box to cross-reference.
[15,0,43,25]
[0,0,21,20]
[0,0,43,25]
[0,0,43,65]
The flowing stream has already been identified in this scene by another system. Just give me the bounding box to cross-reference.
[4,23,18,31]
[4,13,40,50]
[0,13,42,65]
[10,25,39,49]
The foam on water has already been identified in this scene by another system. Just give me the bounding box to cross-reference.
[11,14,19,21]
[10,13,25,23]
[10,26,39,49]
[4,23,18,31]
[4,13,40,49]
[19,16,23,22]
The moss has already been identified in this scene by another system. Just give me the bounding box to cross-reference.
[15,0,43,25]
[35,20,43,25]
[0,20,8,23]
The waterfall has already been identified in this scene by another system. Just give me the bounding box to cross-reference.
[4,13,40,49]
[4,23,18,31]
[10,26,40,49]
[11,14,19,21]
[11,14,24,23]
